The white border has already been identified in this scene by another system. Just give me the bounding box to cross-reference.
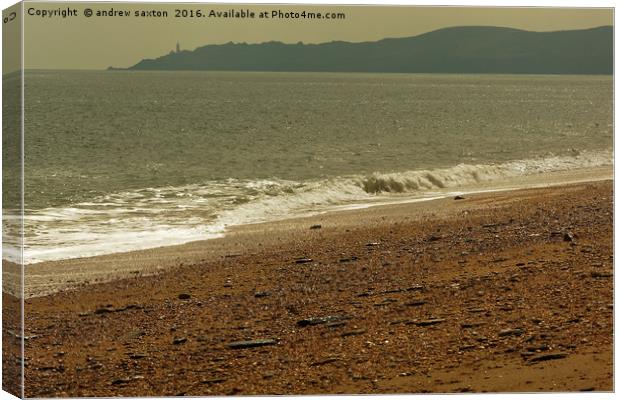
[0,1,616,400]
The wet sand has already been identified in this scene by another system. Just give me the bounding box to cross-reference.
[8,179,614,396]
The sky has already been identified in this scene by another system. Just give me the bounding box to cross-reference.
[3,1,615,70]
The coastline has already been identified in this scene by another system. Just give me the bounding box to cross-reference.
[12,165,612,299]
[18,178,613,395]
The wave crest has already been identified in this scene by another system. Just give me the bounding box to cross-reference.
[11,149,612,264]
[356,149,611,195]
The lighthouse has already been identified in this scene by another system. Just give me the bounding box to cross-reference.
[176,42,181,53]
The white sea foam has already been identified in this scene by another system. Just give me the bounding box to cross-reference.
[356,149,612,194]
[4,149,612,264]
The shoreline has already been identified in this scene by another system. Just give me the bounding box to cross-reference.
[19,179,613,396]
[6,157,614,267]
[9,165,612,298]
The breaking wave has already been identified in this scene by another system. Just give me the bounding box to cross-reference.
[357,149,611,194]
[5,149,612,264]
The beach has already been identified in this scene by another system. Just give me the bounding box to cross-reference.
[12,178,613,396]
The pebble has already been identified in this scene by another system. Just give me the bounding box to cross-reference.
[413,318,446,326]
[178,293,191,300]
[460,322,486,328]
[405,300,426,307]
[172,337,187,345]
[526,344,550,352]
[94,307,115,315]
[226,339,278,349]
[297,315,348,327]
[341,329,367,337]
[528,352,568,363]
[498,328,524,337]
[115,304,143,312]
[563,232,575,242]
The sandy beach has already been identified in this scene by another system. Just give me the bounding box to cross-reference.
[3,177,611,396]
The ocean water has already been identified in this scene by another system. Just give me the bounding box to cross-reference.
[5,71,613,263]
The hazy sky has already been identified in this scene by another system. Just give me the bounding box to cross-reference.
[15,2,615,70]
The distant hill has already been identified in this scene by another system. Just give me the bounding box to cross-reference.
[122,26,613,74]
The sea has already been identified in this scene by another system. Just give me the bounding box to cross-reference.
[3,70,613,264]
